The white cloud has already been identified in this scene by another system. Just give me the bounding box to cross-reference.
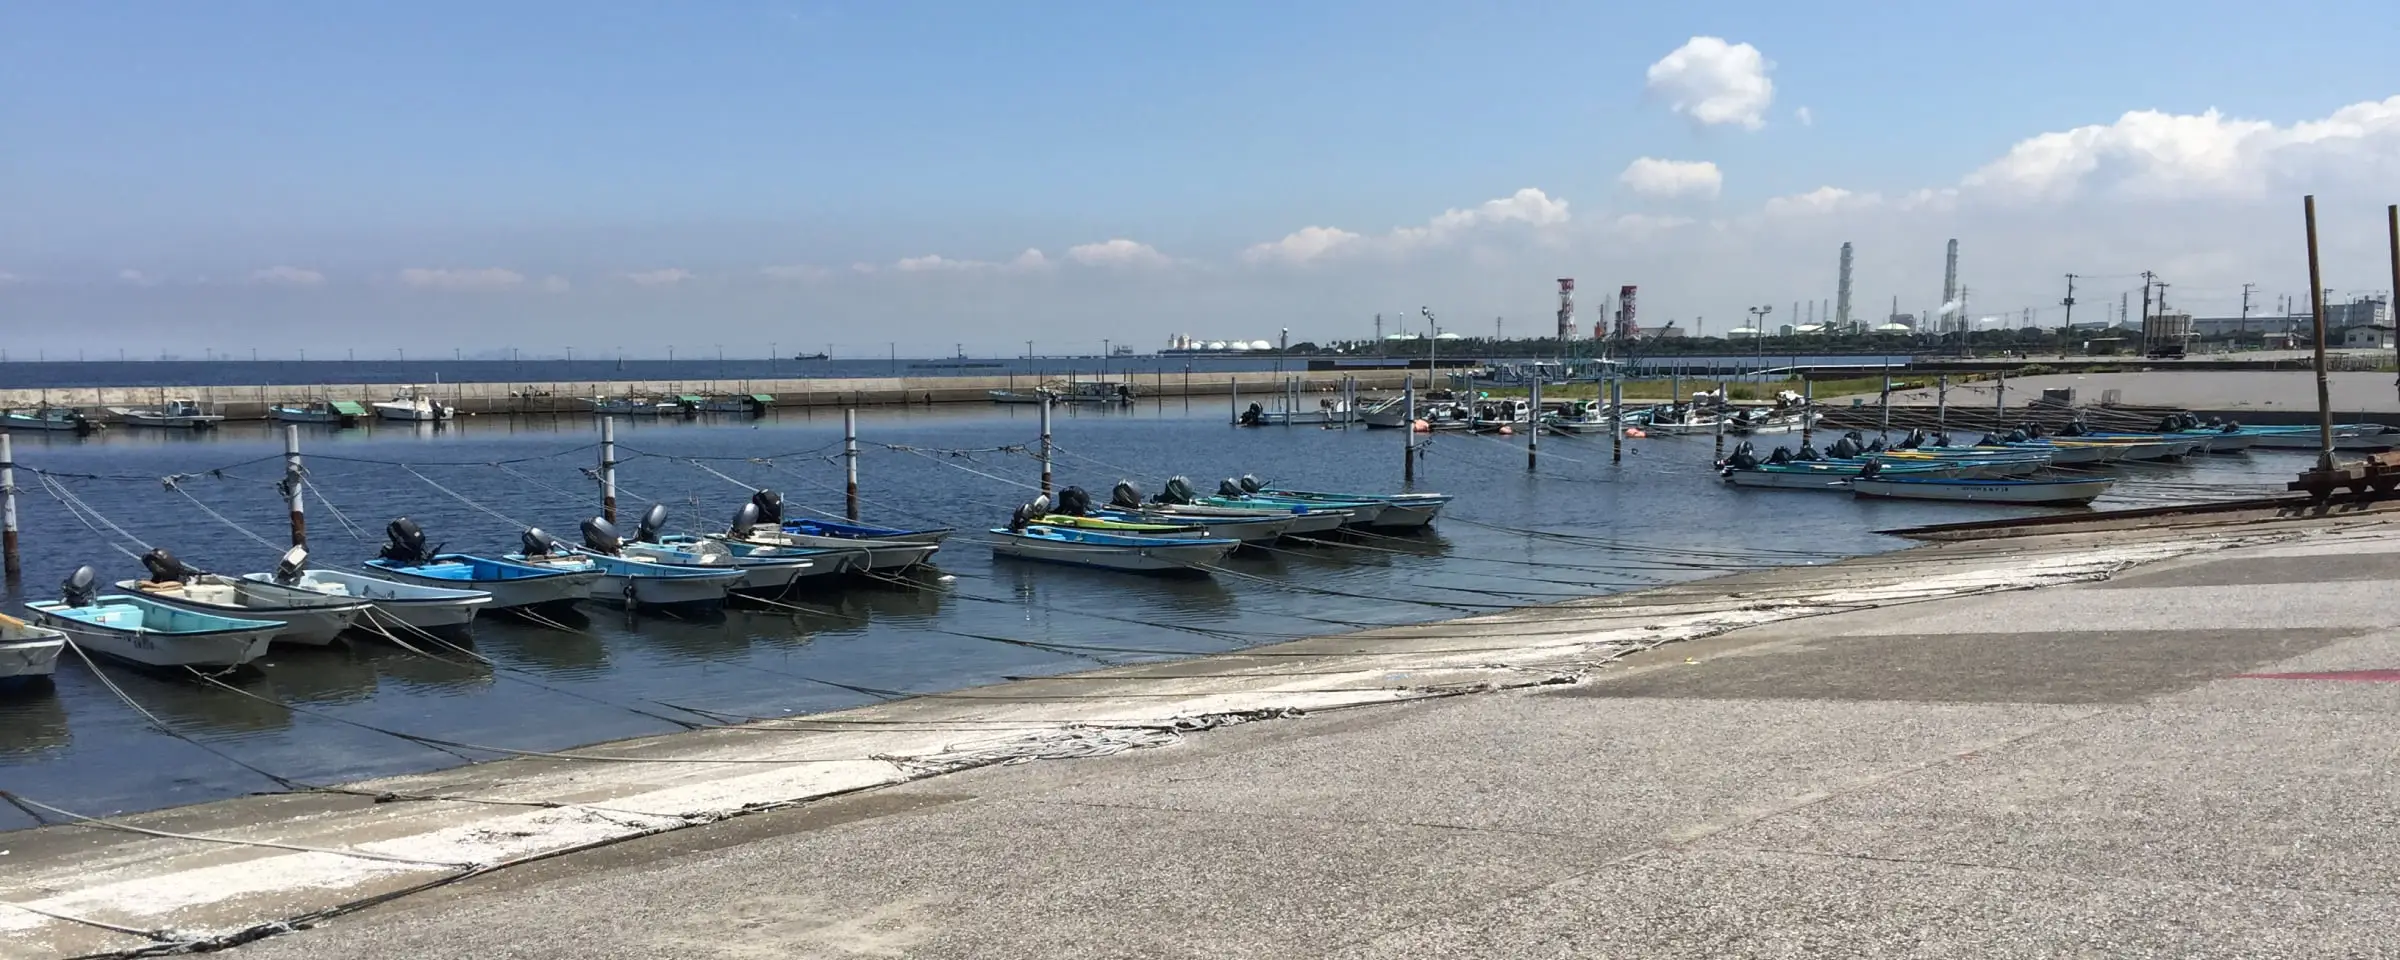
[1963,96,2400,201]
[0,271,22,286]
[1762,186,1881,217]
[891,248,1058,274]
[250,265,325,287]
[1248,188,1571,267]
[1796,106,1814,127]
[1618,158,1723,200]
[626,267,695,286]
[398,267,525,291]
[1242,226,1364,265]
[894,254,978,272]
[1066,238,1170,268]
[116,268,157,287]
[1646,37,1774,130]
[761,264,834,282]
[1009,248,1053,271]
[541,275,572,293]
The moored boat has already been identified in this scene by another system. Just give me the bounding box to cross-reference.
[0,613,67,683]
[990,499,1236,573]
[238,549,491,634]
[3,407,101,434]
[113,549,370,646]
[271,399,368,426]
[373,387,453,422]
[1850,475,2115,506]
[365,519,600,612]
[511,520,742,610]
[27,567,280,669]
[120,399,224,430]
[616,504,842,596]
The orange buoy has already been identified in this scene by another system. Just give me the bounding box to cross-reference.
[1625,427,1648,438]
[1497,425,1514,436]
[1412,419,1430,432]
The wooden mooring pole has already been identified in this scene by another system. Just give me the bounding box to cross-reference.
[1800,377,1815,448]
[599,416,618,523]
[1,433,18,582]
[2388,204,2399,404]
[1526,377,1541,471]
[1401,379,1416,484]
[2305,195,2337,470]
[1610,374,1623,463]
[1039,394,1055,496]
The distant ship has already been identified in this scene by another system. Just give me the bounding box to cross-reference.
[794,352,831,361]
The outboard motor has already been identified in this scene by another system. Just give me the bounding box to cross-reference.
[726,502,762,539]
[2023,422,2048,440]
[272,545,308,585]
[581,518,624,555]
[1844,430,1866,446]
[1930,432,1953,448]
[749,489,785,525]
[1007,501,1037,532]
[1897,428,1926,450]
[1767,447,1794,465]
[379,517,437,564]
[1979,432,2005,447]
[521,527,558,558]
[1110,480,1144,510]
[633,503,669,543]
[2221,420,2242,433]
[1864,437,1888,454]
[1238,403,1265,427]
[2004,428,2029,444]
[141,548,198,584]
[1795,443,1824,462]
[61,566,99,608]
[1827,436,1860,460]
[1858,458,1884,479]
[1726,442,1760,471]
[1217,478,1246,497]
[1238,474,1264,494]
[1156,476,1197,505]
[1056,486,1092,517]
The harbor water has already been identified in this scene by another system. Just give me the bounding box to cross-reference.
[0,401,2292,826]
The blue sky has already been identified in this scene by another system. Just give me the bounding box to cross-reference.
[5,1,2399,356]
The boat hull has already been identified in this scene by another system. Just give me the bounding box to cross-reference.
[366,557,600,612]
[750,531,940,569]
[988,528,1238,572]
[0,616,66,679]
[240,570,491,633]
[114,578,369,646]
[1851,477,2114,505]
[1100,510,1293,543]
[622,542,836,595]
[27,597,279,669]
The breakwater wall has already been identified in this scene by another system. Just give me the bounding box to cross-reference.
[0,370,1417,421]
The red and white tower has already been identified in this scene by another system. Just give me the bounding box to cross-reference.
[1555,278,1576,339]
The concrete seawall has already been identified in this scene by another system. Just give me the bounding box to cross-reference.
[0,369,1417,421]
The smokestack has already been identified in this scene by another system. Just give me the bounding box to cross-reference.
[1835,242,1855,332]
[1941,239,1959,334]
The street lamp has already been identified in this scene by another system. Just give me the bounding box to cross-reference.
[1748,305,1773,379]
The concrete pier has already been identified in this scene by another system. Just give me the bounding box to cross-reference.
[0,370,1414,422]
[5,501,2398,958]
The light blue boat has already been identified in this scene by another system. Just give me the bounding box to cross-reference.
[367,518,602,612]
[506,517,741,609]
[26,568,282,668]
[988,524,1237,573]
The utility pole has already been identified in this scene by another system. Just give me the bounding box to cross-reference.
[2061,274,2078,343]
[2139,271,2155,352]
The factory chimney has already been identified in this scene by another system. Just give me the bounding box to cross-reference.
[1941,239,1959,335]
[1835,242,1855,333]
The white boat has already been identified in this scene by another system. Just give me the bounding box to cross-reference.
[3,408,101,434]
[698,393,773,415]
[271,400,368,425]
[115,550,371,647]
[1467,398,1533,433]
[2243,425,2393,451]
[0,613,66,682]
[1544,401,1617,434]
[989,524,1237,573]
[616,504,838,595]
[1850,476,2116,506]
[27,568,281,669]
[120,399,224,430]
[588,396,683,416]
[374,386,453,422]
[238,549,491,634]
[512,518,742,609]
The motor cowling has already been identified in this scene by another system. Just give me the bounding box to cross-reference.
[521,527,558,558]
[1156,476,1196,505]
[727,502,762,538]
[633,503,668,543]
[141,548,198,584]
[1859,458,1884,478]
[380,517,436,564]
[581,518,624,555]
[1865,437,1888,453]
[1056,486,1091,517]
[1110,480,1144,509]
[273,545,308,585]
[1767,447,1793,465]
[1795,444,1823,462]
[749,489,785,525]
[61,566,98,607]
[1216,478,1246,497]
[1239,403,1264,426]
[1238,474,1264,493]
[1827,437,1860,460]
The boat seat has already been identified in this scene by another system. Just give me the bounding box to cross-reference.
[137,580,184,593]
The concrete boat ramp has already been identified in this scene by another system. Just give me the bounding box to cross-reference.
[8,503,2400,958]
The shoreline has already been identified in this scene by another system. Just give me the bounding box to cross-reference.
[0,497,2374,959]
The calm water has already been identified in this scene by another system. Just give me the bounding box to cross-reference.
[0,403,2292,826]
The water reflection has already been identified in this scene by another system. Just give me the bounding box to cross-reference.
[0,689,70,756]
[475,619,612,677]
[96,666,295,735]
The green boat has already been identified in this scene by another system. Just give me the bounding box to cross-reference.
[1036,514,1211,538]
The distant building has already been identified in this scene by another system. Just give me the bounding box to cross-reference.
[2191,295,2389,338]
[1645,324,1686,339]
[2342,324,2395,349]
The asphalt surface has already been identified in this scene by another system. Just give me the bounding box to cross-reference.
[203,517,2400,959]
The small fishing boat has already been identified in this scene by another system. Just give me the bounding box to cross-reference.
[120,399,224,430]
[1850,475,2116,506]
[512,520,743,610]
[239,547,491,634]
[1544,400,1616,435]
[3,407,100,434]
[1251,481,1452,529]
[114,549,371,646]
[617,504,840,595]
[586,395,682,417]
[698,393,774,415]
[990,502,1237,573]
[1102,481,1324,538]
[271,399,368,426]
[1466,398,1534,434]
[1051,380,1135,404]
[27,567,281,668]
[987,388,1049,404]
[780,517,953,545]
[373,386,453,422]
[0,613,67,683]
[365,519,600,612]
